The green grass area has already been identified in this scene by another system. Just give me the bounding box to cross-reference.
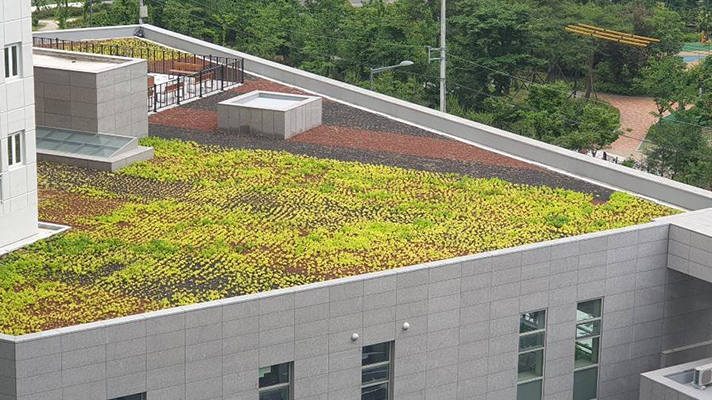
[682,42,712,53]
[0,138,679,335]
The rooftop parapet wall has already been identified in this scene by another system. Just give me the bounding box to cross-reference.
[0,337,16,400]
[664,209,712,283]
[33,24,712,210]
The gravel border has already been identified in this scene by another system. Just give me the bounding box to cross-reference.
[149,124,615,200]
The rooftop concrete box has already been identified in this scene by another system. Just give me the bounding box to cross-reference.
[640,358,712,400]
[218,90,322,139]
[33,48,148,138]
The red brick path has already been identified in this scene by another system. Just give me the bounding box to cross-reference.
[598,93,660,158]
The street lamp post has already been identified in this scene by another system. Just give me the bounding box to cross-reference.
[369,60,414,91]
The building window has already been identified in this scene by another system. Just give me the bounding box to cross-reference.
[517,310,546,400]
[362,342,394,400]
[7,132,23,168]
[259,362,292,400]
[573,299,603,400]
[109,394,146,400]
[4,44,19,79]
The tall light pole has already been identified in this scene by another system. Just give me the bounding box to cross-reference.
[428,0,447,113]
[370,60,415,91]
[439,0,446,113]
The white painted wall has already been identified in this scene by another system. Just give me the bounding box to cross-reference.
[0,0,38,247]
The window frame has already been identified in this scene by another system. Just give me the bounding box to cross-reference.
[517,309,547,400]
[258,362,294,400]
[4,43,20,80]
[361,341,395,400]
[573,298,603,400]
[108,394,147,400]
[7,132,23,169]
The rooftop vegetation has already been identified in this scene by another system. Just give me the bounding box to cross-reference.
[0,138,677,335]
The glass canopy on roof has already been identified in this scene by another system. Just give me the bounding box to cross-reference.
[36,127,134,159]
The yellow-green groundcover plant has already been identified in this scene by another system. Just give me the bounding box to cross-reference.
[0,138,677,334]
[51,38,183,61]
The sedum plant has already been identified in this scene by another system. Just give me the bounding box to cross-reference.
[0,138,678,334]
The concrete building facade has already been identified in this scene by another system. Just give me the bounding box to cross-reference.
[0,0,38,249]
[33,48,148,138]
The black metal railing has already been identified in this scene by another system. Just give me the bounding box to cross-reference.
[33,37,245,112]
[147,60,243,112]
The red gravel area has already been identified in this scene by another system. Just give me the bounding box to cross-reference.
[149,108,218,131]
[232,79,309,96]
[290,125,543,170]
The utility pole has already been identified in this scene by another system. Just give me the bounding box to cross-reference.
[138,0,147,24]
[428,0,447,113]
[439,0,446,113]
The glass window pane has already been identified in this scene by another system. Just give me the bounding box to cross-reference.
[4,47,8,79]
[520,311,546,334]
[576,321,601,339]
[259,363,290,388]
[259,386,290,400]
[577,300,602,321]
[7,137,12,166]
[11,46,18,76]
[14,134,21,164]
[518,350,544,382]
[110,394,146,400]
[519,332,545,351]
[575,337,600,368]
[362,364,389,385]
[361,382,389,400]
[363,342,390,366]
[573,367,599,400]
[517,379,542,400]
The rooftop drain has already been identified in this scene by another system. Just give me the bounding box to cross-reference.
[218,90,322,139]
[36,126,154,171]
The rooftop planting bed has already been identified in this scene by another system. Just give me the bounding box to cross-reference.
[0,138,677,334]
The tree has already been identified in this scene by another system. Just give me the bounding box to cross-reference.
[110,0,140,26]
[243,0,299,62]
[489,83,622,155]
[449,0,536,106]
[644,119,706,180]
[555,103,622,156]
[366,71,428,105]
[159,0,212,42]
[635,55,692,121]
[56,0,69,29]
[644,5,686,56]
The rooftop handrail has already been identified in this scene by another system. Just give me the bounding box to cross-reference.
[32,36,243,77]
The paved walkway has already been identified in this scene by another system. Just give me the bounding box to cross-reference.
[36,17,81,32]
[596,93,660,160]
[37,19,59,32]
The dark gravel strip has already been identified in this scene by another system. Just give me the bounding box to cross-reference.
[148,124,615,200]
[181,74,442,139]
[321,101,442,139]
